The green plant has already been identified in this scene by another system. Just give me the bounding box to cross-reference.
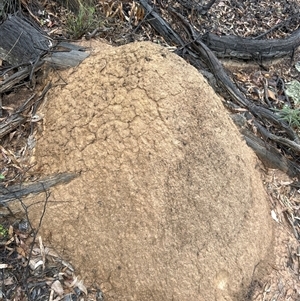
[276,106,300,129]
[0,225,8,239]
[285,80,300,105]
[0,174,5,180]
[66,4,96,39]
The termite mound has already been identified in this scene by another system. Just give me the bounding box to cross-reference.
[29,41,273,301]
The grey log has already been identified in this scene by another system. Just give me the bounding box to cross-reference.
[0,14,51,65]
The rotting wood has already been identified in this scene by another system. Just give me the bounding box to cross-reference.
[0,172,78,204]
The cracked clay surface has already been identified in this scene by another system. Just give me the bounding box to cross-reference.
[29,41,274,301]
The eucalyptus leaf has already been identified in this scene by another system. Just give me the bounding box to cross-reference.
[285,80,300,104]
[295,62,300,73]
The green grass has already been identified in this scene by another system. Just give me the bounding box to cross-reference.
[66,4,97,39]
[276,106,300,129]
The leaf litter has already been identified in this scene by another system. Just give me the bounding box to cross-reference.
[0,217,92,301]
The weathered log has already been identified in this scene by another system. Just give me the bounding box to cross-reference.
[0,14,51,65]
[0,172,78,204]
[202,29,300,60]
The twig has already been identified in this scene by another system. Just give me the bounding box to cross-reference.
[3,31,23,62]
[21,187,51,300]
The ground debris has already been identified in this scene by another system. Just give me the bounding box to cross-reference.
[0,219,93,301]
[250,169,300,301]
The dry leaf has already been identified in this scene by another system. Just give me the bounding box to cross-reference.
[267,88,277,101]
[16,246,26,257]
[74,279,88,295]
[51,280,64,296]
[0,263,8,269]
[29,258,44,270]
[8,226,13,237]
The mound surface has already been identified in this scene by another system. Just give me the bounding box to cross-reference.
[29,41,273,301]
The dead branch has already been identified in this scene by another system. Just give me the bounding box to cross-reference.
[0,62,44,93]
[202,28,300,60]
[0,172,78,204]
[138,0,185,46]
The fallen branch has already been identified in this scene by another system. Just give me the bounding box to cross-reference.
[0,62,44,93]
[0,172,78,204]
[202,28,300,60]
[138,0,185,46]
